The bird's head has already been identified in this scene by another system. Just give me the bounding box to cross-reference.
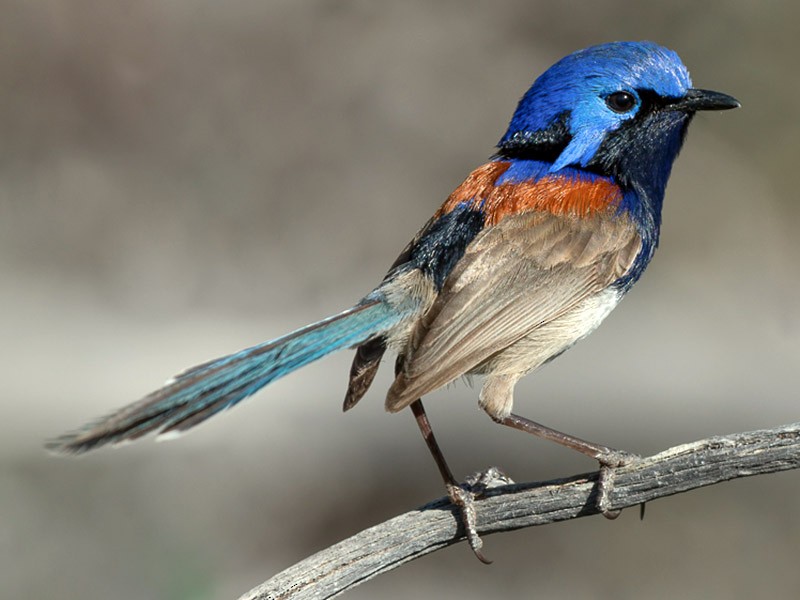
[498,41,739,195]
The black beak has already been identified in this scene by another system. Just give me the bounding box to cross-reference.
[668,88,740,112]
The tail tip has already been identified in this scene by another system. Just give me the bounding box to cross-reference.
[44,432,92,456]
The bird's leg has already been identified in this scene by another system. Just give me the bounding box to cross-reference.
[410,399,511,563]
[494,412,639,518]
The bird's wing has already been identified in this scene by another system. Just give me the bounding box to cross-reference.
[386,210,641,410]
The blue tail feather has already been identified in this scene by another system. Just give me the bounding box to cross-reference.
[47,298,402,453]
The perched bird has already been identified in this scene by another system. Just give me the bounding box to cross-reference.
[49,41,738,557]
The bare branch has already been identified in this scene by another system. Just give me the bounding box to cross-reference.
[240,422,800,600]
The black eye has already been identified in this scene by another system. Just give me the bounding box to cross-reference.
[606,91,637,113]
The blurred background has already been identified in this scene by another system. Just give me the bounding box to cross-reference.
[3,1,799,599]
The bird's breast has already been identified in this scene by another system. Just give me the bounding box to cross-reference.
[438,159,624,225]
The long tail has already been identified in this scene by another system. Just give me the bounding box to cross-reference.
[48,298,402,454]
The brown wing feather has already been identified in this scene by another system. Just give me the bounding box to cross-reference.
[386,211,641,411]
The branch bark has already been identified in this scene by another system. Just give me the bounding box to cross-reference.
[240,422,800,600]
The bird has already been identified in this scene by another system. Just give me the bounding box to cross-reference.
[49,41,738,559]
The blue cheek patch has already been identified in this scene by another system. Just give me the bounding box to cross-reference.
[551,129,605,171]
[551,97,634,171]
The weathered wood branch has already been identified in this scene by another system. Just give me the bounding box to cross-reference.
[240,422,800,600]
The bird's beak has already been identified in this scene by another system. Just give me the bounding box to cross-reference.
[668,88,741,112]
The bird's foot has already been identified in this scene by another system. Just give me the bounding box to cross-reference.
[447,466,514,564]
[595,449,639,519]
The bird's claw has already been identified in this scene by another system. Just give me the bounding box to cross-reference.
[463,466,515,493]
[595,450,639,519]
[447,467,514,564]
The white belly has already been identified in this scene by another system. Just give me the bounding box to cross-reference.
[474,287,623,378]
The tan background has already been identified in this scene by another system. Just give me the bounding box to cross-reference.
[4,2,799,599]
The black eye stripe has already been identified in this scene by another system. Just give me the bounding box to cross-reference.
[606,91,637,113]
